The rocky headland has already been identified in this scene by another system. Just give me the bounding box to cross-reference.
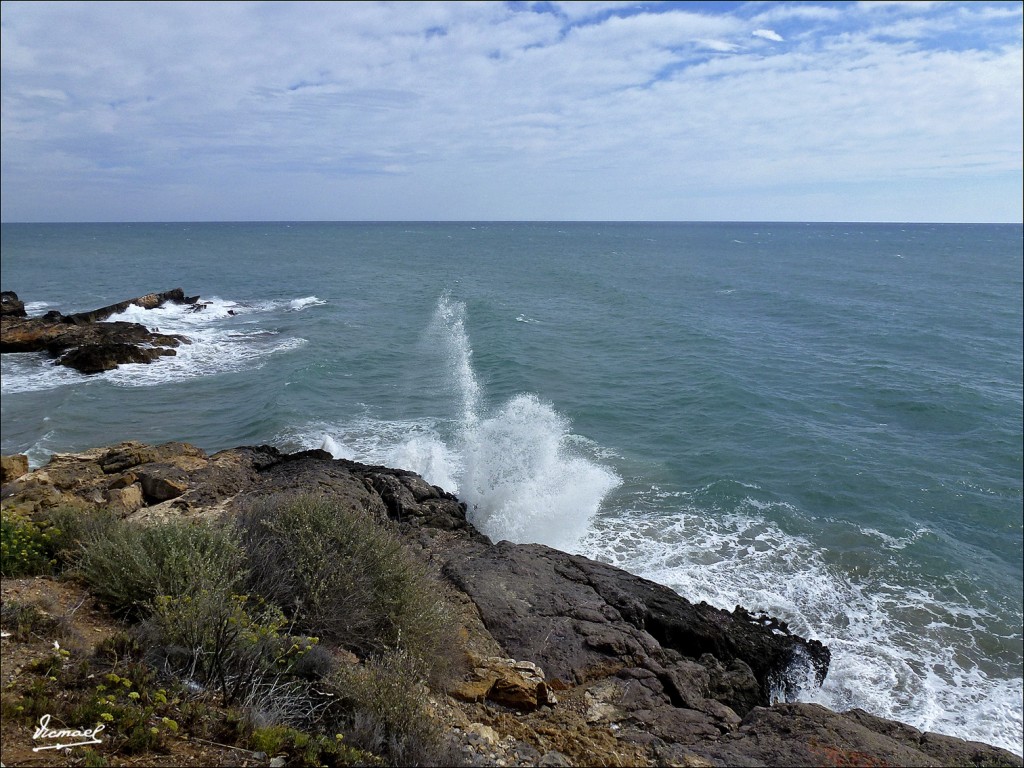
[2,440,1020,767]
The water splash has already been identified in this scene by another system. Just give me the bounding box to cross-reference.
[431,295,619,551]
[310,295,619,552]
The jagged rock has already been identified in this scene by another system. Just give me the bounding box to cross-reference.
[0,289,192,373]
[57,342,176,374]
[1,291,26,317]
[684,702,1021,768]
[1,454,29,485]
[441,540,828,714]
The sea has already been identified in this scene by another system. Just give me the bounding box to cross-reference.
[1,221,1021,754]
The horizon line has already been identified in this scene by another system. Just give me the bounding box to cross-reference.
[2,219,1022,226]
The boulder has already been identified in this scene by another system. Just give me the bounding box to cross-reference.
[1,454,29,485]
[452,655,556,711]
[106,483,145,514]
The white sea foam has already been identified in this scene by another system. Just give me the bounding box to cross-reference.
[1,354,86,394]
[579,499,1024,756]
[287,296,326,311]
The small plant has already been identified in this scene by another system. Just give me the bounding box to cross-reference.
[0,599,60,641]
[246,724,375,767]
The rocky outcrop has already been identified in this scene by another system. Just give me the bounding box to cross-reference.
[1,442,1020,768]
[0,289,194,373]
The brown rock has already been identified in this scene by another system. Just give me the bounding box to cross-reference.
[106,483,145,514]
[453,656,555,711]
[1,454,29,485]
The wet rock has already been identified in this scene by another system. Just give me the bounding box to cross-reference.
[687,702,1024,768]
[441,539,828,712]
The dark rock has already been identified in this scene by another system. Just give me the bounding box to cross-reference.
[685,702,1023,768]
[1,291,26,317]
[136,464,190,503]
[441,540,828,715]
[57,342,176,374]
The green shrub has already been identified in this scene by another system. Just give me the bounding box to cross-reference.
[236,493,460,682]
[45,506,121,569]
[1,510,59,576]
[247,724,373,767]
[75,518,244,618]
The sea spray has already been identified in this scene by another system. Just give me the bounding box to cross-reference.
[459,393,619,551]
[310,295,620,551]
[431,295,619,550]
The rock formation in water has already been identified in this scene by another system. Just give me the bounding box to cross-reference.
[0,289,196,374]
[1,442,1019,767]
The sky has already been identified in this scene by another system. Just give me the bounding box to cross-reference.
[1,0,1021,223]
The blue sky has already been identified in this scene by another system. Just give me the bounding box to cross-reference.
[1,0,1021,222]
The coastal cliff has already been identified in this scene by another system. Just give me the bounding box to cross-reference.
[2,441,1019,767]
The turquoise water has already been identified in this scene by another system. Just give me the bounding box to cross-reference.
[2,221,1022,752]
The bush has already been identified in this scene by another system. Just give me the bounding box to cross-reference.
[45,506,121,569]
[1,510,59,576]
[75,518,244,618]
[236,493,460,683]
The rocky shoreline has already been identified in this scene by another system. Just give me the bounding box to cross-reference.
[2,441,1020,767]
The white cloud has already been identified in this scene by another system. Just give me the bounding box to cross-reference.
[752,28,785,42]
